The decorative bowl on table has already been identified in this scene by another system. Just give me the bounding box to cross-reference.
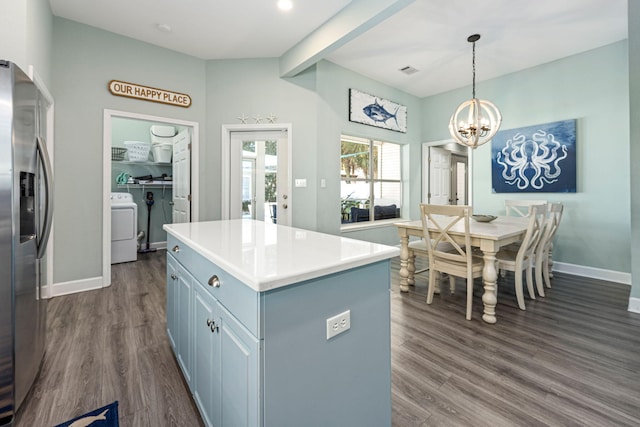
[472,214,497,223]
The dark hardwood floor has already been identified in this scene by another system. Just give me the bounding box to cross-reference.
[16,251,640,426]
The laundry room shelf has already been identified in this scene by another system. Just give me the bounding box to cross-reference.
[113,161,172,166]
[117,183,173,188]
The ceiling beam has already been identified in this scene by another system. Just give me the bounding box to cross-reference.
[279,0,415,78]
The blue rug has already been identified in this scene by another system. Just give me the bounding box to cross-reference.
[54,401,119,427]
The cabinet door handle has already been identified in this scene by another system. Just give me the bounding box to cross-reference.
[206,318,212,327]
[210,321,219,333]
[170,273,177,280]
[208,275,221,288]
[172,245,180,253]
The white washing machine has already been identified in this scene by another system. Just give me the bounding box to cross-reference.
[111,192,138,263]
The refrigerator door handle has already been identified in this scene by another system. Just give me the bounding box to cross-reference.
[36,136,54,260]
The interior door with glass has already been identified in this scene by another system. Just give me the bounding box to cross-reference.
[230,130,289,225]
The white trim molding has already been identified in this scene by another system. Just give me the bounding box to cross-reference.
[552,261,631,285]
[628,298,640,314]
[50,276,104,298]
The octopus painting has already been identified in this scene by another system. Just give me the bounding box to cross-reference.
[492,119,576,193]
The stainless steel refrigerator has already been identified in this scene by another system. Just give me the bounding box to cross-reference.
[0,61,53,426]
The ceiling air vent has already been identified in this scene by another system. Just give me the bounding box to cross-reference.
[399,66,419,75]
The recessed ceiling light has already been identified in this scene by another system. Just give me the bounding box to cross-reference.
[156,23,172,33]
[278,0,293,11]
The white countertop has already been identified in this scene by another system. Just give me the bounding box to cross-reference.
[163,219,400,292]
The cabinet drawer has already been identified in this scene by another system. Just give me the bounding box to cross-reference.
[168,234,259,337]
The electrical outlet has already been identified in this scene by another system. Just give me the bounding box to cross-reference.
[326,310,350,340]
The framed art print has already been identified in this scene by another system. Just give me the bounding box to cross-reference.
[349,89,407,133]
[491,119,576,193]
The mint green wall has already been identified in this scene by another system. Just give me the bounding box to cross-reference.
[315,60,422,245]
[205,58,319,229]
[422,41,630,273]
[52,18,207,283]
[629,3,640,299]
[47,15,636,291]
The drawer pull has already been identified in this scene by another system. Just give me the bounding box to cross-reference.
[170,273,177,280]
[208,275,221,288]
[172,245,180,253]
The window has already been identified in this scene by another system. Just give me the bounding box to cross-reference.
[340,135,402,225]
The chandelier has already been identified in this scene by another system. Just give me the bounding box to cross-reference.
[448,34,502,148]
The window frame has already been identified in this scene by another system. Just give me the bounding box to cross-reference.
[340,134,403,229]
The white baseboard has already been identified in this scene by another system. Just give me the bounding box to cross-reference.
[141,241,166,251]
[628,298,640,314]
[552,261,631,285]
[49,276,104,298]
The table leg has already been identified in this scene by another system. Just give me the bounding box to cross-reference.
[481,250,498,324]
[398,233,410,292]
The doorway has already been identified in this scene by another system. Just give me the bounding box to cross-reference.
[102,110,199,287]
[222,124,292,226]
[421,140,471,206]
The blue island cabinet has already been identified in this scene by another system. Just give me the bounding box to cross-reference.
[164,221,395,427]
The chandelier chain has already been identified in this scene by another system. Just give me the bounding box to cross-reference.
[472,40,476,99]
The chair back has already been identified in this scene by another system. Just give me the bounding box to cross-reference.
[419,204,473,268]
[517,204,546,262]
[539,202,564,251]
[505,199,548,217]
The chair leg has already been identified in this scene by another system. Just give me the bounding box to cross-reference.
[548,243,555,280]
[514,271,526,310]
[465,278,473,320]
[543,256,552,289]
[449,276,456,295]
[525,265,536,300]
[534,253,546,297]
[426,268,436,304]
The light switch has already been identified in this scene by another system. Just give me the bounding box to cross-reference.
[295,178,307,188]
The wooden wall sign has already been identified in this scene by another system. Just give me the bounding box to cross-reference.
[108,80,191,108]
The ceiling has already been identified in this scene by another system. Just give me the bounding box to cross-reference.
[49,0,628,98]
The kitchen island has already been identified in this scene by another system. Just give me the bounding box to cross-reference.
[163,219,399,427]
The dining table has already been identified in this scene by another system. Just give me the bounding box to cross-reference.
[394,216,530,324]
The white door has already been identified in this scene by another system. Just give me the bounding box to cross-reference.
[229,130,290,225]
[451,154,468,205]
[429,146,451,205]
[173,128,191,223]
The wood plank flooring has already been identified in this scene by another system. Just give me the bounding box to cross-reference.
[15,251,640,426]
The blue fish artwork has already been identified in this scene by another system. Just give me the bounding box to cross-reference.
[363,99,400,128]
[349,89,407,133]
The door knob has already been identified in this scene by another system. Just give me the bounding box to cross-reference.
[282,204,288,209]
[283,194,288,200]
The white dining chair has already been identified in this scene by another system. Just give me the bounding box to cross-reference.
[535,202,564,290]
[495,203,546,310]
[419,204,483,320]
[407,237,455,294]
[505,199,548,217]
